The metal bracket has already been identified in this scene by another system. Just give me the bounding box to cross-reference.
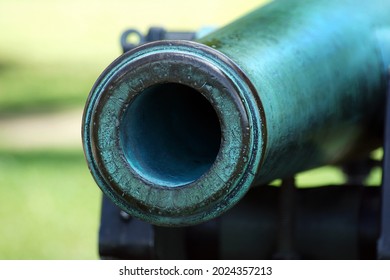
[120,27,196,52]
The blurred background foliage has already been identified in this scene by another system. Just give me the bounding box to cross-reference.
[0,0,382,259]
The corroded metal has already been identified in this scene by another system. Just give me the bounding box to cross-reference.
[82,0,390,226]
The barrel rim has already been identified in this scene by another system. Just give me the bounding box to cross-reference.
[82,40,266,226]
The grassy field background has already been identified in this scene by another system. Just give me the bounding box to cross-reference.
[0,0,382,259]
[0,150,99,259]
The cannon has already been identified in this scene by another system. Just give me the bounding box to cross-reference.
[82,0,390,259]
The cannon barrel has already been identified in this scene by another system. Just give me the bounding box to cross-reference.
[82,0,390,226]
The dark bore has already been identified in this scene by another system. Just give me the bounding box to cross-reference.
[120,83,221,187]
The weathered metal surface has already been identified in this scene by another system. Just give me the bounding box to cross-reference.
[82,0,390,226]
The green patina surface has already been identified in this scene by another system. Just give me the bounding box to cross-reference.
[199,0,390,184]
[84,42,264,225]
[83,0,390,226]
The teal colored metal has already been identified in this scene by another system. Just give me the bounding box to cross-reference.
[82,0,390,226]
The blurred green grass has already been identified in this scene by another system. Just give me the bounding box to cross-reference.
[0,62,95,115]
[0,149,100,259]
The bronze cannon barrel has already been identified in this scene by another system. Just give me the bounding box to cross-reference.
[82,0,390,226]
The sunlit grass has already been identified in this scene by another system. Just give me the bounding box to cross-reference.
[0,149,100,259]
[270,148,383,188]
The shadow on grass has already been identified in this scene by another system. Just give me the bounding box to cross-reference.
[0,60,96,116]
